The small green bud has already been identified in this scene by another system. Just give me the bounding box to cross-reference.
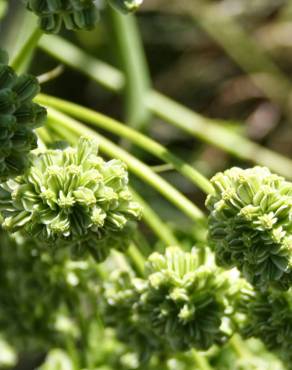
[206,166,292,290]
[108,0,143,14]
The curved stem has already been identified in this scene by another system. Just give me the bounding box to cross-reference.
[131,189,179,246]
[10,26,43,72]
[36,94,214,194]
[45,107,206,224]
[229,334,252,359]
[126,243,145,276]
[191,349,213,370]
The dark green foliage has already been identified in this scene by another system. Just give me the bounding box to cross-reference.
[0,50,46,182]
[206,166,292,290]
[0,137,142,261]
[24,0,98,33]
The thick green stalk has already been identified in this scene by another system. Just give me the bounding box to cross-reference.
[36,94,214,194]
[191,350,213,370]
[38,36,292,179]
[10,25,43,72]
[107,8,151,131]
[126,243,145,276]
[131,189,179,246]
[45,107,205,223]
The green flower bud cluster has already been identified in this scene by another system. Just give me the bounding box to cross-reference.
[108,0,144,14]
[242,288,292,369]
[103,247,252,355]
[0,49,46,182]
[0,228,99,351]
[0,137,141,262]
[206,166,292,289]
[137,247,251,351]
[24,0,99,33]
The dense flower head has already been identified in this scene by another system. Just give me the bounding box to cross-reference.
[108,0,144,13]
[242,288,292,369]
[0,49,46,182]
[136,246,252,351]
[24,0,98,33]
[0,137,142,261]
[206,166,292,290]
[103,246,252,355]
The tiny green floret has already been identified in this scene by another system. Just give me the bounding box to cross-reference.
[0,137,142,261]
[0,49,46,182]
[24,0,99,33]
[206,166,292,290]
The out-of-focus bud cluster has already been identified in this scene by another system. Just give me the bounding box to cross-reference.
[242,288,292,369]
[103,246,253,357]
[0,137,141,262]
[0,49,46,182]
[0,228,100,352]
[206,166,292,290]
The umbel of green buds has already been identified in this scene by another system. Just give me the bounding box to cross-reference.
[0,137,142,262]
[0,49,46,182]
[103,247,252,355]
[108,0,144,13]
[24,0,98,33]
[206,166,292,290]
[136,247,251,352]
[242,288,292,369]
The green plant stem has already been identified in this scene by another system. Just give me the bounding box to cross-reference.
[229,334,251,359]
[45,107,205,223]
[131,189,179,246]
[36,94,214,194]
[38,36,292,179]
[107,7,151,131]
[191,349,213,370]
[126,243,145,276]
[10,26,43,72]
